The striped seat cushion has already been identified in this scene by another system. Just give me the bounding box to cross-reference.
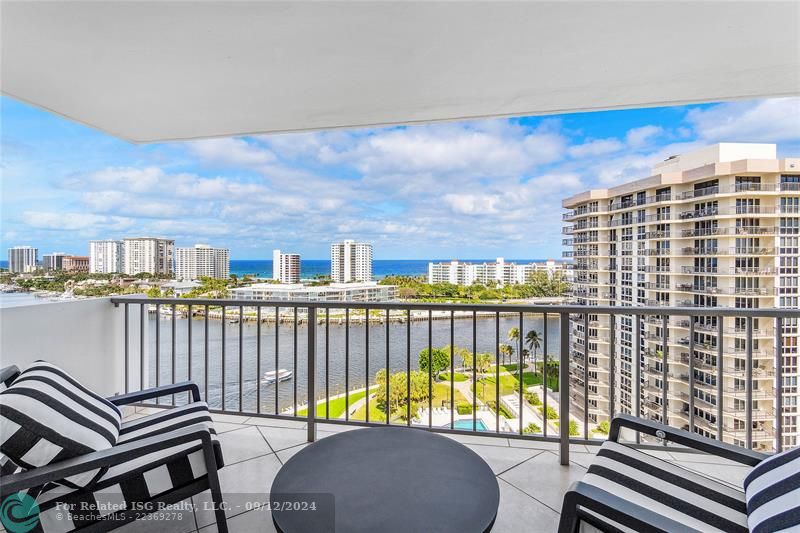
[0,361,122,488]
[744,446,800,533]
[32,403,220,533]
[578,441,748,533]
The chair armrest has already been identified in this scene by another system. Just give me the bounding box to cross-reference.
[1,365,20,387]
[609,414,766,466]
[108,381,201,405]
[0,423,213,497]
[562,481,691,533]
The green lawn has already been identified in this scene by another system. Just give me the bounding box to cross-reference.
[489,363,521,373]
[296,386,375,418]
[350,381,468,422]
[439,372,469,382]
[473,371,558,404]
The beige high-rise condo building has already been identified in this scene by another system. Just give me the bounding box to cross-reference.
[123,237,175,276]
[175,244,230,280]
[330,240,373,283]
[89,240,123,273]
[563,143,800,452]
[272,249,300,283]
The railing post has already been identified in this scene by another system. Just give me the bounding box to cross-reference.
[559,312,570,465]
[307,305,317,442]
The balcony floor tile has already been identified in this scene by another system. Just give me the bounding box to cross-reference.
[257,425,309,452]
[109,412,761,532]
[215,426,273,464]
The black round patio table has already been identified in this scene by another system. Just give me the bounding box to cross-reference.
[270,426,500,533]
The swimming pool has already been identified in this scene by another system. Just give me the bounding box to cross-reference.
[448,419,489,431]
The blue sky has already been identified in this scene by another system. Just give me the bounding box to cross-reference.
[1,96,798,259]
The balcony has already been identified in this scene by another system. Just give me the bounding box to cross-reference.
[1,296,795,532]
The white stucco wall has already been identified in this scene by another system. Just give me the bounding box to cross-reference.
[0,297,141,397]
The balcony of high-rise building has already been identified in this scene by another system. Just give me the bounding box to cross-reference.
[2,3,799,532]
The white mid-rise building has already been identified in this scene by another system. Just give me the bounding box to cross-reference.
[123,237,175,276]
[42,252,67,272]
[272,249,301,283]
[563,142,799,452]
[89,240,124,273]
[331,240,373,283]
[7,246,39,273]
[428,258,570,286]
[231,281,395,302]
[174,244,230,280]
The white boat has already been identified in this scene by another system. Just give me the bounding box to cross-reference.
[262,369,293,384]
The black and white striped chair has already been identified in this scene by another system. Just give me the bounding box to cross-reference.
[0,363,228,533]
[558,414,799,533]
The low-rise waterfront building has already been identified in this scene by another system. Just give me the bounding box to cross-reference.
[174,244,229,280]
[331,240,373,283]
[162,280,202,297]
[7,246,38,273]
[427,258,570,286]
[42,252,67,272]
[272,249,300,283]
[89,240,124,273]
[230,281,396,302]
[62,255,90,273]
[123,237,175,276]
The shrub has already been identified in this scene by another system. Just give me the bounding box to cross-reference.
[523,422,541,434]
[595,420,610,435]
[456,402,474,415]
[488,400,513,419]
[569,419,580,436]
[524,391,542,406]
[538,406,558,420]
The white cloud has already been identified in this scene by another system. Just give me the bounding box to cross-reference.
[21,211,134,231]
[443,193,502,215]
[271,121,567,179]
[686,98,800,143]
[625,125,663,147]
[568,138,624,158]
[187,138,276,168]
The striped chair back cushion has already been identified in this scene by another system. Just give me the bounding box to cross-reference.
[0,361,122,488]
[744,446,800,533]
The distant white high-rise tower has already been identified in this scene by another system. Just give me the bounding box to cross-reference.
[89,240,124,273]
[7,246,38,273]
[122,237,174,276]
[175,244,230,280]
[330,240,372,283]
[272,249,301,283]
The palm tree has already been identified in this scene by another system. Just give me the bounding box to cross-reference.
[499,343,513,365]
[525,329,542,375]
[508,327,520,363]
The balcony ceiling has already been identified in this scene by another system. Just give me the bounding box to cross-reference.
[1,1,798,143]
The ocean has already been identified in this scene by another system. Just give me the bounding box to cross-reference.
[1,259,549,279]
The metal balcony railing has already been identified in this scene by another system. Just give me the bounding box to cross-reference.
[110,297,799,459]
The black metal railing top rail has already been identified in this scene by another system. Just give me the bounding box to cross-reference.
[110,296,799,463]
